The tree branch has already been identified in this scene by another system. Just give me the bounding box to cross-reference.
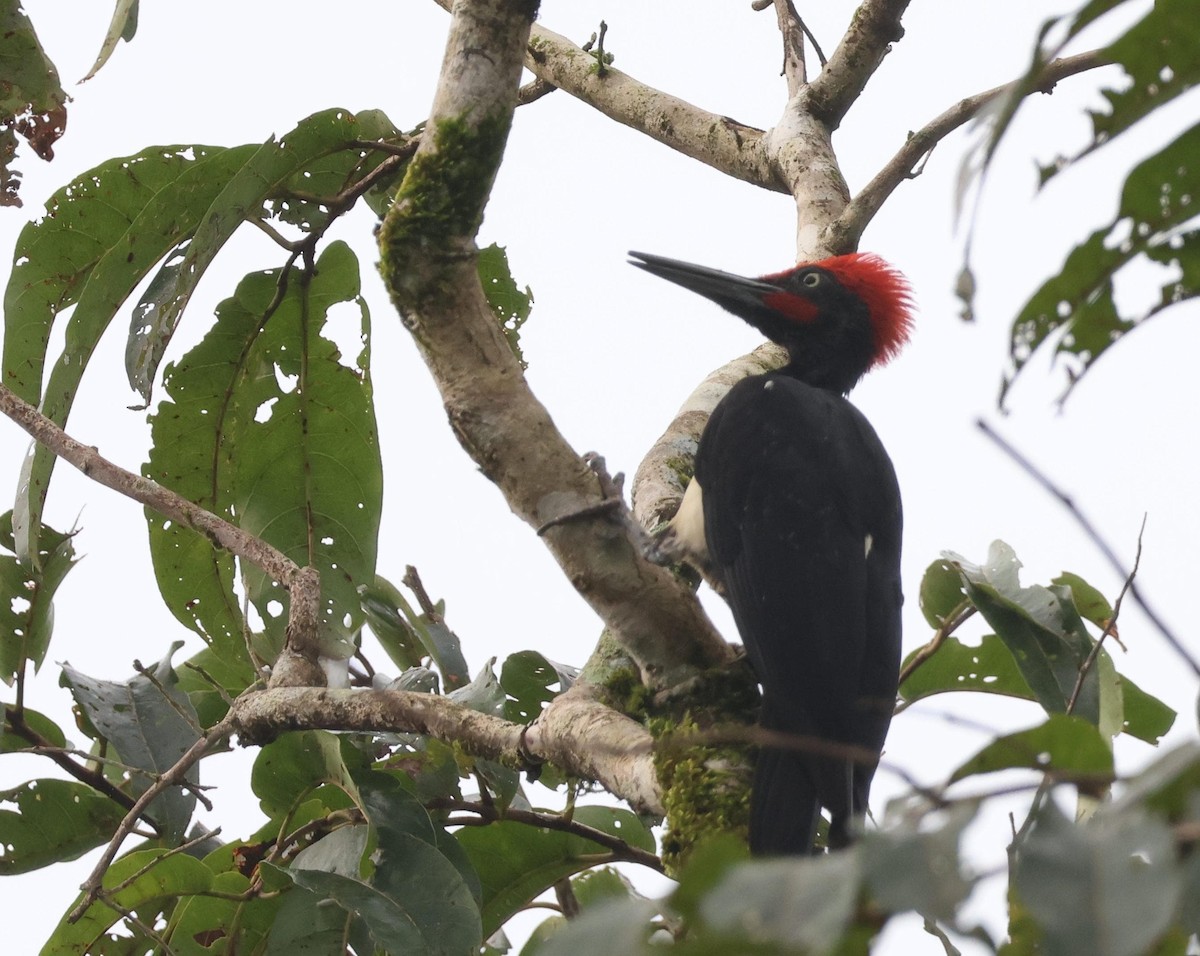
[769,0,809,98]
[427,0,779,193]
[433,796,664,872]
[828,49,1110,251]
[0,381,322,676]
[380,0,732,690]
[806,0,911,129]
[70,715,236,922]
[229,681,664,816]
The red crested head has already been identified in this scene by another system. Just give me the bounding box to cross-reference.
[629,249,915,393]
[761,253,915,370]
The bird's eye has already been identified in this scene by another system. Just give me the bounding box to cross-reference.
[802,272,821,288]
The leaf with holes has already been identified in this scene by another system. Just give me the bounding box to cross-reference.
[0,510,77,683]
[125,107,399,404]
[59,644,200,842]
[949,714,1113,784]
[45,849,213,953]
[4,143,255,559]
[146,241,381,660]
[0,779,127,875]
[946,541,1100,723]
[478,243,533,369]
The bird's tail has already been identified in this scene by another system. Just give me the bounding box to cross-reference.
[748,746,822,856]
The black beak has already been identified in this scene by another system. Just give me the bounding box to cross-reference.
[628,251,780,313]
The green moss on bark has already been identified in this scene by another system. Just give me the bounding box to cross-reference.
[378,111,512,304]
[648,662,759,872]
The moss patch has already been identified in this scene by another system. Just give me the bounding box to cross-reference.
[652,713,750,874]
[378,111,512,303]
[648,662,759,872]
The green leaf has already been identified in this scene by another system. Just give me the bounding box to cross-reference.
[1052,571,1113,629]
[264,877,374,955]
[449,660,506,718]
[0,510,77,683]
[360,575,425,672]
[357,771,481,905]
[4,143,256,560]
[861,802,977,921]
[1015,802,1181,956]
[0,3,67,206]
[1120,675,1176,744]
[456,805,655,939]
[534,899,659,956]
[81,0,139,82]
[700,851,862,955]
[1001,124,1200,405]
[362,574,471,688]
[251,730,355,819]
[60,645,201,842]
[44,849,214,954]
[1108,742,1200,821]
[478,243,533,369]
[501,650,576,723]
[918,558,969,628]
[166,869,282,956]
[0,705,66,752]
[269,109,401,232]
[0,778,126,874]
[125,107,399,404]
[285,859,482,956]
[571,866,641,909]
[947,541,1099,723]
[900,634,1033,703]
[294,823,370,878]
[175,643,257,729]
[950,714,1113,784]
[147,241,382,660]
[1078,0,1199,155]
[899,631,1173,745]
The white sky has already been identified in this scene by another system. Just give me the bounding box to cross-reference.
[2,1,1198,952]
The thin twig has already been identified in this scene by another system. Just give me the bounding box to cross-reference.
[1066,518,1144,714]
[0,384,303,589]
[3,706,139,813]
[69,715,237,922]
[431,796,664,872]
[977,420,1199,677]
[829,49,1109,250]
[770,0,809,96]
[897,601,976,688]
[132,659,205,735]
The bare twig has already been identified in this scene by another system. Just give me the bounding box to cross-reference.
[829,49,1109,250]
[977,420,1199,677]
[0,385,300,586]
[70,716,237,922]
[770,0,809,96]
[1066,517,1144,714]
[3,705,139,812]
[424,0,780,191]
[0,382,323,670]
[431,796,664,872]
[897,602,976,689]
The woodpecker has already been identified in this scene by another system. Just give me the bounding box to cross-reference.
[629,250,913,855]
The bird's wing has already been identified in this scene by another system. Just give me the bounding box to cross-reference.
[697,375,902,828]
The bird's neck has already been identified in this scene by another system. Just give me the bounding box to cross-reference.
[778,350,865,395]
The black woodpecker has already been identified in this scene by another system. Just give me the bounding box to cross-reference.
[629,250,914,855]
